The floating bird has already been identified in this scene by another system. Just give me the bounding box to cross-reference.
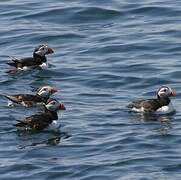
[4,85,58,107]
[15,99,66,131]
[7,44,54,70]
[127,86,176,114]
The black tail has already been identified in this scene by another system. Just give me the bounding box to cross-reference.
[6,61,17,67]
[14,120,27,127]
[7,56,20,67]
[3,95,14,102]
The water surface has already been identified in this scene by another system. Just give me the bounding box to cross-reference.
[0,0,181,179]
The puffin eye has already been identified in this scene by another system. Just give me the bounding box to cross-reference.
[51,101,56,105]
[42,87,47,91]
[163,89,167,92]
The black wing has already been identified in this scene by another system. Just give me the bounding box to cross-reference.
[15,113,53,130]
[5,94,44,104]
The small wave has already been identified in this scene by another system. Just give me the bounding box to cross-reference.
[17,7,78,20]
[75,7,121,19]
[128,5,180,17]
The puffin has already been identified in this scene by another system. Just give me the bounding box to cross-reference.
[4,85,58,107]
[15,99,66,131]
[7,44,54,70]
[127,86,176,114]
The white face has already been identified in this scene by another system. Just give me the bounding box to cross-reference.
[158,86,172,98]
[35,45,49,56]
[37,86,54,97]
[45,100,60,111]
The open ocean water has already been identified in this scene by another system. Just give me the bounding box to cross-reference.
[1,0,181,179]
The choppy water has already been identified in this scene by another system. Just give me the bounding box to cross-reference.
[1,0,181,179]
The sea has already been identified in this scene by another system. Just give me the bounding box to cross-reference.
[0,0,181,179]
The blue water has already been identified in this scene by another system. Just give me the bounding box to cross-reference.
[0,0,181,179]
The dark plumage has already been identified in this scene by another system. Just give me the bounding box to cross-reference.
[7,44,54,69]
[15,99,66,130]
[4,86,57,107]
[127,86,176,113]
[127,98,170,112]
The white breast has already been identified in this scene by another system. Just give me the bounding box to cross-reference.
[47,120,61,131]
[156,102,175,115]
[39,62,48,68]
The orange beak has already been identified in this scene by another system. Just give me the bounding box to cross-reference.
[59,103,66,110]
[49,87,58,94]
[170,90,176,96]
[47,47,54,54]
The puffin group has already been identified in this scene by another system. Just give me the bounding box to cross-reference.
[6,44,66,131]
[5,44,176,131]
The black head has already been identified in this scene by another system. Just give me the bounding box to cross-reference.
[36,85,58,98]
[157,86,176,98]
[45,99,66,112]
[33,44,54,57]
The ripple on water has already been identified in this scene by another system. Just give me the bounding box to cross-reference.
[0,0,181,180]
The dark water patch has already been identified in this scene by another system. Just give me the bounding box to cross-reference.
[93,43,162,54]
[15,7,79,20]
[129,5,181,17]
[75,7,122,20]
[0,10,24,18]
[162,70,181,80]
[79,92,113,97]
[162,164,181,172]
[25,32,86,44]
